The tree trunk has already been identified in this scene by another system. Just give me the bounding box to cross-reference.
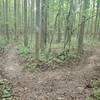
[24,0,28,46]
[40,0,48,50]
[35,0,40,60]
[5,0,9,40]
[14,0,17,40]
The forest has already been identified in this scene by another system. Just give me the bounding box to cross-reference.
[0,0,100,100]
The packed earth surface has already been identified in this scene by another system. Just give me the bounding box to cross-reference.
[0,45,100,100]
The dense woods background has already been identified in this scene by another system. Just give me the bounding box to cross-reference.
[0,0,100,99]
[0,0,100,59]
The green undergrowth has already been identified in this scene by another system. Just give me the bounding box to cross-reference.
[86,80,100,100]
[17,45,80,72]
[0,79,13,100]
[0,37,8,48]
[17,36,100,72]
[84,36,100,47]
[17,46,31,58]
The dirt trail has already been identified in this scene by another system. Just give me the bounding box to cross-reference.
[3,47,23,79]
[0,46,100,100]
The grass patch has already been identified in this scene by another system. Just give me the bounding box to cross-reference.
[17,46,31,58]
[92,80,100,100]
[86,80,100,100]
[0,37,8,48]
[0,79,13,100]
[86,97,93,100]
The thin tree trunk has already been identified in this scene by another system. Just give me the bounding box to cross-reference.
[35,0,40,60]
[5,0,9,40]
[24,0,28,46]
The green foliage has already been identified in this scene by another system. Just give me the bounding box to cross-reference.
[83,0,90,10]
[0,37,8,48]
[97,0,100,3]
[93,89,100,99]
[0,79,12,100]
[92,80,100,89]
[25,63,39,72]
[86,97,93,100]
[24,49,79,72]
[40,51,65,63]
[92,80,100,99]
[0,80,5,85]
[84,37,100,47]
[22,41,80,72]
[18,46,31,58]
[86,80,100,100]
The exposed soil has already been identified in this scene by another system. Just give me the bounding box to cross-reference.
[0,46,100,100]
